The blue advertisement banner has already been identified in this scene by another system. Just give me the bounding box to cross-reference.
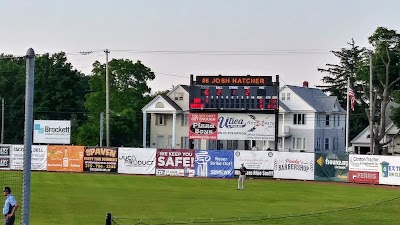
[195,150,234,178]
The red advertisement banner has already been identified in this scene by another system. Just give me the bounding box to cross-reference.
[156,149,195,177]
[189,113,218,140]
[348,170,379,184]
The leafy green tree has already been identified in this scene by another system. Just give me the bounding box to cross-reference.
[77,59,155,147]
[0,52,89,144]
[317,39,368,140]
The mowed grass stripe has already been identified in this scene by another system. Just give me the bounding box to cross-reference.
[17,172,400,225]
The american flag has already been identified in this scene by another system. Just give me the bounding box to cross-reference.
[348,82,355,111]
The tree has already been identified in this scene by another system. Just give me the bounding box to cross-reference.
[0,52,89,144]
[364,27,400,154]
[317,39,368,140]
[77,59,155,147]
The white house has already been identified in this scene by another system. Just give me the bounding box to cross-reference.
[350,101,400,155]
[142,82,346,152]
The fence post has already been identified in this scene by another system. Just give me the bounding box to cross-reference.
[106,212,112,225]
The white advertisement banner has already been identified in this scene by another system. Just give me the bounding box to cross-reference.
[378,156,400,186]
[0,145,11,170]
[33,120,71,144]
[273,152,314,180]
[218,113,275,140]
[10,145,47,170]
[348,155,380,172]
[234,150,276,170]
[234,150,276,177]
[118,148,156,175]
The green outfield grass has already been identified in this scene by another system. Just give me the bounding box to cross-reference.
[2,172,400,225]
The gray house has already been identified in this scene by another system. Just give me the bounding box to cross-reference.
[142,82,346,152]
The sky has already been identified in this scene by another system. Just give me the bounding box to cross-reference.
[1,0,400,93]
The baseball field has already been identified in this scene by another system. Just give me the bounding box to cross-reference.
[1,172,400,225]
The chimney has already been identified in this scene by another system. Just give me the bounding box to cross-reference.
[303,81,309,88]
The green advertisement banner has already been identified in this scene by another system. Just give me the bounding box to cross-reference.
[315,153,349,182]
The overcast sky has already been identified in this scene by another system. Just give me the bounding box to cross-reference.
[1,0,399,93]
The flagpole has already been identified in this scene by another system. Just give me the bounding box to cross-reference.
[345,77,350,153]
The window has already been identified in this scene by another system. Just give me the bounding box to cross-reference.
[316,138,321,151]
[174,92,184,101]
[156,114,166,126]
[324,138,330,150]
[325,115,330,126]
[287,93,291,100]
[227,140,239,150]
[333,115,336,127]
[337,115,340,126]
[281,93,286,100]
[181,137,190,149]
[181,114,189,126]
[292,137,306,150]
[316,114,321,126]
[293,114,306,125]
[333,137,338,151]
[207,140,217,150]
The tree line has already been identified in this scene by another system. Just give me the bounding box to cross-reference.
[0,53,155,147]
[318,26,400,154]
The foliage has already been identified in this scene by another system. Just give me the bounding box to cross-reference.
[76,59,155,147]
[317,40,368,140]
[0,53,88,144]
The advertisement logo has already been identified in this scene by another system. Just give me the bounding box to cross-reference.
[195,151,211,177]
[34,123,70,135]
[247,115,275,132]
[119,155,153,167]
[317,156,324,167]
[218,116,246,129]
[381,161,389,177]
[190,122,217,135]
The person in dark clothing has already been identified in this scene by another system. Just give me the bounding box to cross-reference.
[237,163,247,190]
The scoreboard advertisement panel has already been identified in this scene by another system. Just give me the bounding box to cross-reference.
[190,76,278,111]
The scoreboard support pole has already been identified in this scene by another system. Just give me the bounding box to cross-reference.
[275,75,279,151]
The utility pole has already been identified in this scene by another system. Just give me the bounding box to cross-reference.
[369,52,374,154]
[1,97,4,144]
[105,49,110,147]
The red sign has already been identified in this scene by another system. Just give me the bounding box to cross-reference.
[189,113,218,140]
[156,149,195,177]
[348,171,379,184]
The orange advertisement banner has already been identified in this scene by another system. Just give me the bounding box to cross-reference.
[47,145,84,172]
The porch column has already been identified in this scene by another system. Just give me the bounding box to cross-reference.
[142,111,147,148]
[172,112,177,148]
[282,113,285,151]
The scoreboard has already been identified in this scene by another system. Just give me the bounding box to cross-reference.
[189,75,278,111]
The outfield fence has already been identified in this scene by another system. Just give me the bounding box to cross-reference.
[1,145,400,225]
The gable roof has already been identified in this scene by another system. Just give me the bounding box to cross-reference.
[279,100,290,112]
[167,84,189,96]
[160,94,182,110]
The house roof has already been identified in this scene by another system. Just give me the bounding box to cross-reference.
[180,85,190,93]
[279,100,290,112]
[160,94,182,110]
[286,85,345,112]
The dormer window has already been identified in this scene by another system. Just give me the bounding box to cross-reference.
[287,93,290,100]
[174,92,184,101]
[281,93,286,100]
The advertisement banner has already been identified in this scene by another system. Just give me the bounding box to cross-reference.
[0,145,11,170]
[314,153,349,182]
[195,150,234,178]
[234,150,276,177]
[348,155,380,172]
[218,113,275,140]
[189,113,218,140]
[84,147,118,172]
[47,146,84,172]
[118,148,156,175]
[33,120,71,144]
[10,145,47,170]
[348,171,379,184]
[156,149,195,177]
[348,155,380,184]
[378,156,400,186]
[273,152,314,180]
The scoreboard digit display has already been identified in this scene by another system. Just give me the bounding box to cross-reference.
[189,75,278,112]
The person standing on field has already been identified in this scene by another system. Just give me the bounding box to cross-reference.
[237,163,247,190]
[2,187,18,225]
